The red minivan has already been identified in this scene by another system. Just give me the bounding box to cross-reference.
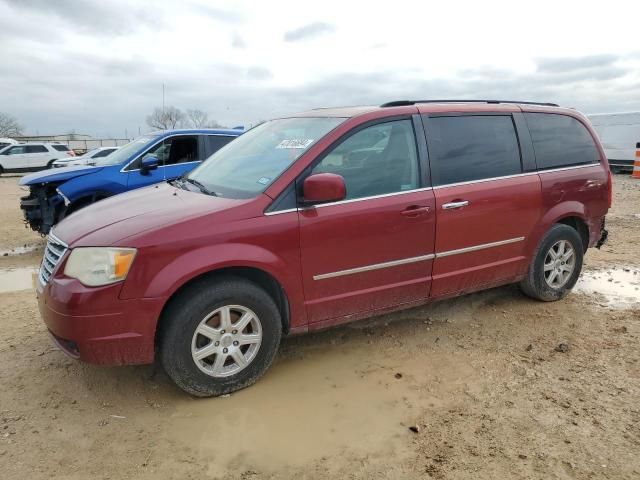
[36,100,610,396]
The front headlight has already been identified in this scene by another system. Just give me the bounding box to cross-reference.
[64,247,137,287]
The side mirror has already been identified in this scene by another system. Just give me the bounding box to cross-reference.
[302,173,346,205]
[140,155,159,175]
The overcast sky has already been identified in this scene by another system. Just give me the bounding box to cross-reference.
[1,0,639,138]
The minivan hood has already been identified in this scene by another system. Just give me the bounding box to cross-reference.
[19,165,103,186]
[53,182,248,246]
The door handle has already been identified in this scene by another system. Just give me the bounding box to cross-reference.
[442,200,469,210]
[401,205,431,217]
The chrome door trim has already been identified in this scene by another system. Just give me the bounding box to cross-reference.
[536,163,600,174]
[436,236,525,258]
[313,254,435,281]
[312,187,435,209]
[264,208,298,216]
[263,187,435,216]
[431,163,599,190]
[312,236,525,280]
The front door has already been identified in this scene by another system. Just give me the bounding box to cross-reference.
[2,145,28,170]
[298,118,436,324]
[126,135,202,188]
[423,114,542,297]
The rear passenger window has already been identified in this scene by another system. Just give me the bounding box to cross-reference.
[524,113,600,169]
[312,119,419,200]
[26,145,48,153]
[52,145,69,152]
[93,149,114,158]
[427,115,521,186]
[206,135,235,157]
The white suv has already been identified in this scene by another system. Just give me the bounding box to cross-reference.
[52,146,118,168]
[0,143,75,175]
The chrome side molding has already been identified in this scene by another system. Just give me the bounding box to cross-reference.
[313,236,525,280]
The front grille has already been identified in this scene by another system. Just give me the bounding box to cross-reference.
[39,233,68,285]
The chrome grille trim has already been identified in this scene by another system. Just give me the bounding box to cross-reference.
[39,233,68,285]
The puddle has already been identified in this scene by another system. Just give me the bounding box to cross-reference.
[168,343,475,477]
[0,267,38,293]
[575,266,640,308]
[0,244,40,256]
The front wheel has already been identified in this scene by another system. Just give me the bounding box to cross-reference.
[159,277,282,397]
[520,224,584,301]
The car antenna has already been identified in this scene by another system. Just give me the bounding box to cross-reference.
[162,82,167,182]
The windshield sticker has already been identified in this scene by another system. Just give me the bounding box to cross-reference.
[276,139,314,149]
[257,176,271,185]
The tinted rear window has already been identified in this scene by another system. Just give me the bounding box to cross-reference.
[26,145,48,153]
[52,145,69,151]
[524,113,600,169]
[206,135,235,157]
[426,115,522,186]
[93,149,115,158]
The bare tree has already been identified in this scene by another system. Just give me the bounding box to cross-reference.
[186,109,209,128]
[0,112,23,137]
[146,106,185,130]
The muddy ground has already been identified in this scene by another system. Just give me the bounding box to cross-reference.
[0,175,638,479]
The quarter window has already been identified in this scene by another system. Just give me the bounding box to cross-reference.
[311,119,419,200]
[427,115,522,186]
[524,113,600,169]
[52,145,70,152]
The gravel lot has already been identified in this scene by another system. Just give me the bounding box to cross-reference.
[0,175,638,479]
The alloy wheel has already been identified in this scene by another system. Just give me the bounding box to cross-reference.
[191,305,262,377]
[543,240,576,289]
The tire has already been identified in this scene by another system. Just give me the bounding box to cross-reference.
[159,276,282,397]
[0,165,3,176]
[520,224,584,302]
[47,160,56,169]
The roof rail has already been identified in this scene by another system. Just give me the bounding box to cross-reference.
[380,99,559,108]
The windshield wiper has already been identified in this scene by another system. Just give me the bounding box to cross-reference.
[183,177,217,196]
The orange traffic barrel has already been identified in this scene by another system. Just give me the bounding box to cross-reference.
[633,142,640,179]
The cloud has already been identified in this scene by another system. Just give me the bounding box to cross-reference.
[283,22,335,42]
[231,32,246,48]
[3,0,165,35]
[536,54,619,73]
[190,2,245,23]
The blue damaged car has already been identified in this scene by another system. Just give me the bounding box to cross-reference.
[19,128,242,234]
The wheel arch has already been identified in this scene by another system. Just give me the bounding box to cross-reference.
[154,266,291,351]
[529,202,589,255]
[555,215,589,252]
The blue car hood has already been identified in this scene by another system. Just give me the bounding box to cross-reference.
[19,165,104,186]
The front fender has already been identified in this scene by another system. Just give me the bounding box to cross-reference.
[57,167,128,203]
[120,242,307,328]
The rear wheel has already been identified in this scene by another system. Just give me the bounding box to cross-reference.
[159,277,282,397]
[520,224,584,301]
[47,159,56,168]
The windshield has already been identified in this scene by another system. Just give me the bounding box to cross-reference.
[93,135,158,166]
[186,117,345,198]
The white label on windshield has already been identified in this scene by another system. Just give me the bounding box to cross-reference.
[257,176,271,185]
[276,139,314,149]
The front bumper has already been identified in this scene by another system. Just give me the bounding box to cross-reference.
[37,277,167,365]
[20,187,64,235]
